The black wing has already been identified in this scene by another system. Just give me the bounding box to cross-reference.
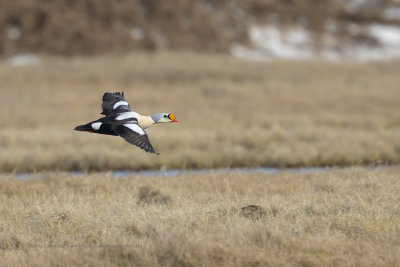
[101,92,131,115]
[113,123,158,154]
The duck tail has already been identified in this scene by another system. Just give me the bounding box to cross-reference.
[74,123,94,133]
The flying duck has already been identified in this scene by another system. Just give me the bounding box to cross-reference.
[74,92,178,153]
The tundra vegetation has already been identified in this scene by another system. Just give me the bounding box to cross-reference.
[0,168,399,266]
[1,53,399,265]
[0,52,399,172]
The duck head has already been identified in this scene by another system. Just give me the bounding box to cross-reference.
[151,113,179,123]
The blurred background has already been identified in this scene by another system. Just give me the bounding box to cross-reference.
[1,0,400,60]
[0,0,400,172]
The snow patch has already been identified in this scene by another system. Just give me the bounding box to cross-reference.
[232,26,314,60]
[369,24,400,46]
[8,54,40,67]
[7,25,21,40]
[231,24,400,61]
[130,26,144,40]
[346,0,371,13]
[383,7,400,21]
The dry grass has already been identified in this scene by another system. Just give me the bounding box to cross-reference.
[0,168,399,266]
[1,52,400,171]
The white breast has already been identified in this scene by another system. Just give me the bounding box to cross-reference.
[138,116,155,129]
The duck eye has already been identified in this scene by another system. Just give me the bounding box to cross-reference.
[164,115,168,118]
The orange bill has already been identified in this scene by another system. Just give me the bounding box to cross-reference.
[168,113,178,122]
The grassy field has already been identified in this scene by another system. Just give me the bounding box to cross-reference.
[0,52,400,171]
[0,168,399,266]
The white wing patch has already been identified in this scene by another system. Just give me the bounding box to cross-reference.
[113,101,129,109]
[116,112,138,121]
[123,123,145,135]
[91,122,102,130]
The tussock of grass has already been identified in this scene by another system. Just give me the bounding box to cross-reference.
[239,205,267,220]
[137,185,171,205]
[0,52,400,171]
[0,168,399,266]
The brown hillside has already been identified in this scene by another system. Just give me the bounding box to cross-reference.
[0,0,398,56]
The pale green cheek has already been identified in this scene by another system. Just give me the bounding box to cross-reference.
[159,117,171,123]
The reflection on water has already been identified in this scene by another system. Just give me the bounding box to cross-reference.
[11,167,328,180]
[112,167,327,178]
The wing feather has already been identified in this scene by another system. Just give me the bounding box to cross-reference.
[113,123,157,154]
[101,92,131,115]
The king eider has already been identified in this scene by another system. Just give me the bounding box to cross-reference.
[74,92,178,154]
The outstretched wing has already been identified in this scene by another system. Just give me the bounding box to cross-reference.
[113,123,157,154]
[101,92,131,115]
